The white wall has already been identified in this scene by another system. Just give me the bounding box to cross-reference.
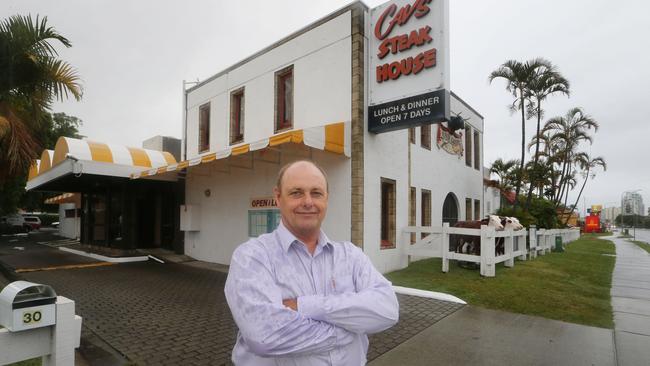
[363,127,411,274]
[184,145,351,265]
[58,203,79,239]
[185,11,352,159]
[365,94,484,274]
[484,186,501,215]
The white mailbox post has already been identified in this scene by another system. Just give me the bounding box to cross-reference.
[0,281,57,332]
[0,281,82,366]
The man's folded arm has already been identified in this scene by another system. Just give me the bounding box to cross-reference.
[298,244,399,334]
[225,243,355,357]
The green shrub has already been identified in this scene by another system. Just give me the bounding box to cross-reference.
[498,196,560,229]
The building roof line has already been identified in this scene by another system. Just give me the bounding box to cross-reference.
[450,90,484,120]
[186,1,367,94]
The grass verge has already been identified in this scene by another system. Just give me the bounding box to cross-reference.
[386,235,615,328]
[631,240,650,254]
[582,232,613,238]
[9,359,41,366]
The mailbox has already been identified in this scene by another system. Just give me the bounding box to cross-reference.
[0,281,57,332]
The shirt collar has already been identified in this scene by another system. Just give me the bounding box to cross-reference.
[277,220,333,254]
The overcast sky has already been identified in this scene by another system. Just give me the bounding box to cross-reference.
[4,0,650,215]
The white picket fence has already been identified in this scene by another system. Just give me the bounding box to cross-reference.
[403,223,581,277]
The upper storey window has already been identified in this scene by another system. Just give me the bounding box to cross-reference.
[275,66,293,132]
[199,103,210,153]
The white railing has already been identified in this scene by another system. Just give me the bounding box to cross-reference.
[0,296,82,365]
[403,224,581,277]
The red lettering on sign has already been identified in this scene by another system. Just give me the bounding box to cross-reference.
[374,0,432,40]
[377,26,432,59]
[376,48,436,83]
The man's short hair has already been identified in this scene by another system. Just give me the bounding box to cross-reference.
[276,160,329,192]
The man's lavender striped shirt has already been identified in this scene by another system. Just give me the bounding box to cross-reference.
[224,222,399,365]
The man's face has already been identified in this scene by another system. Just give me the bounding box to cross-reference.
[274,162,328,239]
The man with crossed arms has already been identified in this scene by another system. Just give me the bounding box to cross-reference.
[225,160,399,365]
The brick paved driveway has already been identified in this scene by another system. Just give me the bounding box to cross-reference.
[23,261,463,365]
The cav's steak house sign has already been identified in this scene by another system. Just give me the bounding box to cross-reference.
[369,0,450,133]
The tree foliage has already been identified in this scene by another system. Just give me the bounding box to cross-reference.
[0,111,82,215]
[0,14,82,180]
[489,58,554,209]
[488,58,604,227]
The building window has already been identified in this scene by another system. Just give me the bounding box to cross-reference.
[64,209,76,218]
[421,189,431,239]
[421,124,431,149]
[465,126,472,167]
[474,199,480,221]
[199,103,210,153]
[465,198,472,220]
[381,178,396,249]
[409,127,415,144]
[248,210,281,237]
[275,66,293,132]
[409,187,416,244]
[473,130,480,170]
[230,88,245,144]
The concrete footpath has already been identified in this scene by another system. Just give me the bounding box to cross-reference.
[610,236,650,366]
[368,305,616,366]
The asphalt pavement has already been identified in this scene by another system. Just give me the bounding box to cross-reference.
[369,306,616,366]
[3,230,647,365]
[1,230,463,365]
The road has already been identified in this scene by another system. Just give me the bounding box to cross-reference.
[628,228,650,243]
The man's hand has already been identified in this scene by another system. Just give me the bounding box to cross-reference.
[283,298,298,311]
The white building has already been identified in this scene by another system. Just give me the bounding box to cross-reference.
[132,0,482,273]
[622,192,644,216]
[602,206,621,224]
[483,168,501,216]
[44,193,81,239]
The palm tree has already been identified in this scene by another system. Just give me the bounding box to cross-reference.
[563,155,606,225]
[489,158,519,207]
[0,14,82,179]
[528,132,562,198]
[541,108,598,208]
[489,58,549,209]
[524,62,570,210]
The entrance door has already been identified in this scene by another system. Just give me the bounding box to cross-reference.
[136,194,155,248]
[442,193,459,226]
[90,193,107,245]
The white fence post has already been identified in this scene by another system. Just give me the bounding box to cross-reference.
[0,296,82,366]
[480,225,496,277]
[517,231,527,261]
[504,231,514,268]
[529,225,537,259]
[43,297,81,366]
[441,223,450,273]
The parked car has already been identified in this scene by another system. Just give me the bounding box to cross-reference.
[23,216,42,231]
[0,214,29,233]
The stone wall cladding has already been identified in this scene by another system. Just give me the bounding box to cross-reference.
[351,4,365,248]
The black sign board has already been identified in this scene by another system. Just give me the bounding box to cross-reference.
[368,89,449,134]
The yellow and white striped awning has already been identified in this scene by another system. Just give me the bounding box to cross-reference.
[28,137,177,181]
[131,121,350,179]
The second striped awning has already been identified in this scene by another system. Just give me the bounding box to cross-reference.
[131,121,349,179]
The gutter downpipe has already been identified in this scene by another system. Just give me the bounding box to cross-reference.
[182,80,188,161]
